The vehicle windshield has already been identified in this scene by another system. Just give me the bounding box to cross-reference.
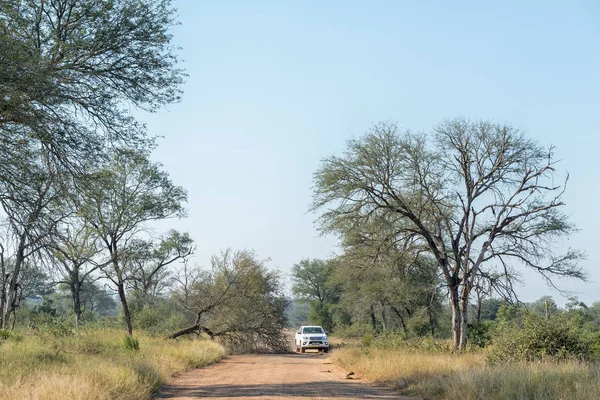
[302,327,324,334]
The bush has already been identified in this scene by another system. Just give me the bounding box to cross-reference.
[361,333,374,347]
[0,329,11,341]
[124,335,140,351]
[467,321,493,348]
[488,312,594,363]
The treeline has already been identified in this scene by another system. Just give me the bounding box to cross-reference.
[290,254,443,338]
[0,0,287,351]
[291,258,600,358]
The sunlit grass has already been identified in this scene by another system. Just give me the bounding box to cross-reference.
[0,329,224,400]
[332,345,600,400]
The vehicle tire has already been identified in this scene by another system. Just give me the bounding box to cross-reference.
[295,344,300,352]
[323,348,329,353]
[300,347,306,353]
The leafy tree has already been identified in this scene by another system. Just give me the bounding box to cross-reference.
[0,0,184,330]
[0,146,64,329]
[52,280,117,320]
[46,219,104,326]
[291,259,340,331]
[0,0,184,167]
[312,119,584,352]
[332,217,443,336]
[79,149,186,335]
[125,230,195,303]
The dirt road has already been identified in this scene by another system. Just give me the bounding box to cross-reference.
[154,352,408,399]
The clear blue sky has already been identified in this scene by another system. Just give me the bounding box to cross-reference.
[142,1,599,305]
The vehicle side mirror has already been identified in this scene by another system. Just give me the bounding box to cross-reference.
[325,331,328,335]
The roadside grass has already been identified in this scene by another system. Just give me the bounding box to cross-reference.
[0,328,224,400]
[332,344,600,400]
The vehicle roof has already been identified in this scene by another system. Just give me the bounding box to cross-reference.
[300,325,324,328]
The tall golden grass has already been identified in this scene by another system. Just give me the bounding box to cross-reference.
[332,346,600,400]
[0,329,224,400]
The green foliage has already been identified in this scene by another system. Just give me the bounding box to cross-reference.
[406,309,434,337]
[307,300,336,332]
[473,298,505,321]
[43,318,76,339]
[488,312,597,363]
[0,329,11,340]
[0,0,184,164]
[467,321,493,348]
[132,300,192,336]
[123,335,140,351]
[291,258,340,332]
[333,322,375,338]
[361,333,374,347]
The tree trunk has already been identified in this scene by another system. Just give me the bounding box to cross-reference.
[427,306,436,336]
[450,284,462,352]
[459,282,471,352]
[390,306,407,334]
[71,275,82,327]
[369,304,377,332]
[0,276,6,329]
[168,323,214,340]
[117,280,133,336]
[380,301,388,331]
[3,239,26,329]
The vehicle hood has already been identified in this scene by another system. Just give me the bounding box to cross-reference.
[302,334,328,339]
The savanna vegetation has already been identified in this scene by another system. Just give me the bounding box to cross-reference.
[288,120,599,398]
[0,1,287,398]
[1,0,596,399]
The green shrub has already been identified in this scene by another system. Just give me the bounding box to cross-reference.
[488,312,594,363]
[0,329,11,340]
[361,333,374,347]
[467,321,493,348]
[43,318,75,338]
[124,335,140,351]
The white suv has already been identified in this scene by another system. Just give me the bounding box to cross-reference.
[295,325,329,353]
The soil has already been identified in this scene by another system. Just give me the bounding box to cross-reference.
[154,351,410,399]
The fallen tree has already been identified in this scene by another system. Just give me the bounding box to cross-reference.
[168,249,288,353]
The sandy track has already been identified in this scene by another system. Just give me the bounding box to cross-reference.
[154,352,409,399]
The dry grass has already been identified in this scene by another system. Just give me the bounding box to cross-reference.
[0,329,225,400]
[332,346,600,400]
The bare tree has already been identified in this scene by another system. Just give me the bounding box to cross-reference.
[312,118,584,351]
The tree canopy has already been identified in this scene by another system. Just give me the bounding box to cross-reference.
[312,118,584,351]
